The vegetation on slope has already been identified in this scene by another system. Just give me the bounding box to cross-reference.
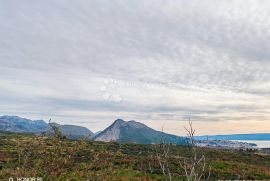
[0,131,270,180]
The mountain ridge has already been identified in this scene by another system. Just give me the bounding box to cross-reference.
[0,115,94,139]
[1,115,269,147]
[0,115,49,133]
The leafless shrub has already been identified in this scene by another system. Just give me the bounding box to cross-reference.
[180,119,211,181]
[153,128,172,181]
[152,120,211,181]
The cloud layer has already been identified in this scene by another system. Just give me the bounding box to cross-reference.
[1,0,270,135]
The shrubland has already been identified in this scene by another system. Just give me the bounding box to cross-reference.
[0,131,270,180]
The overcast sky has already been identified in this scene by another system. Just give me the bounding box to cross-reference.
[1,0,270,135]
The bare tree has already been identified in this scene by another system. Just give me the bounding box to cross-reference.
[48,119,62,139]
[180,119,211,181]
[154,128,172,181]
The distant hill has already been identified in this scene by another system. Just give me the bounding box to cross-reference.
[94,119,187,145]
[48,122,94,140]
[0,115,49,133]
[0,115,93,139]
[195,133,270,141]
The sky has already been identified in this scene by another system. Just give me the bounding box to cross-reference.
[0,0,270,136]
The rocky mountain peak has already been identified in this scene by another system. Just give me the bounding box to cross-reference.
[113,119,125,125]
[126,120,147,129]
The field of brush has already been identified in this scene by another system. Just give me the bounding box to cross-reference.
[0,131,270,181]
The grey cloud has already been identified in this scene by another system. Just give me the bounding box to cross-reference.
[0,0,270,134]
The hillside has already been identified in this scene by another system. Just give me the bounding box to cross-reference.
[0,132,270,180]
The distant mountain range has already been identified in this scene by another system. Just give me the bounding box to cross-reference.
[0,115,186,144]
[94,119,187,144]
[0,115,49,133]
[0,115,93,139]
[1,115,269,147]
[195,134,270,141]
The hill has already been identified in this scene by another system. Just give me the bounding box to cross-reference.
[48,122,94,139]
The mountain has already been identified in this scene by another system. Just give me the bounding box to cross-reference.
[48,122,94,140]
[0,115,49,133]
[94,119,187,145]
[0,115,93,139]
[195,133,270,141]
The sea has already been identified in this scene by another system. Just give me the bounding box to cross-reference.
[231,140,270,148]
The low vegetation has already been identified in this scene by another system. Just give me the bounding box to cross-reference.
[0,131,270,180]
